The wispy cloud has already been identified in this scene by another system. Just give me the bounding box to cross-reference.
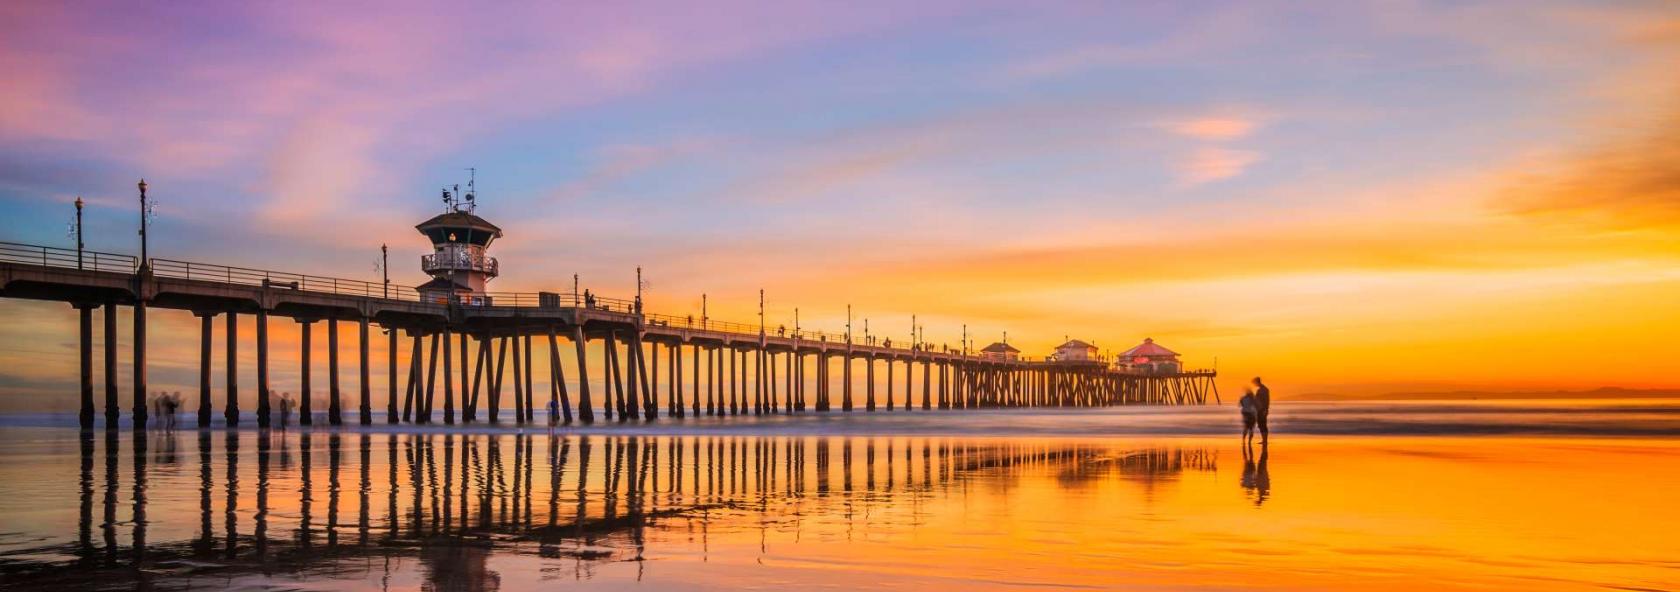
[1164,115,1260,141]
[1177,147,1260,186]
[1497,101,1680,228]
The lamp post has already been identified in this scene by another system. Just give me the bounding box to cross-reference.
[381,244,389,298]
[136,180,148,268]
[73,197,84,270]
[758,290,765,337]
[846,304,852,344]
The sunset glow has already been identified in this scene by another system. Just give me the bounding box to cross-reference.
[3,1,1679,410]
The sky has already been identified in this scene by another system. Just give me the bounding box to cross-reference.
[2,0,1679,409]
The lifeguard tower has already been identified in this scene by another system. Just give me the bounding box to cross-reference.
[416,177,502,305]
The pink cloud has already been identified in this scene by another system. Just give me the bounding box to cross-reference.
[1178,147,1260,186]
[1164,116,1259,141]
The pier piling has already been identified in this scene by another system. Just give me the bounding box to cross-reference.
[76,304,94,429]
[300,319,314,425]
[195,311,212,428]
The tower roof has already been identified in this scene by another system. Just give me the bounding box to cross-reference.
[417,211,502,246]
[1120,338,1179,358]
[980,342,1020,353]
[416,212,503,237]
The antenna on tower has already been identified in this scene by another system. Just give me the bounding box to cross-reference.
[464,167,477,213]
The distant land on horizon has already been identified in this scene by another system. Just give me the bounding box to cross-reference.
[1291,387,1680,402]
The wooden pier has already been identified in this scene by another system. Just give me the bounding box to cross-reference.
[0,240,1218,429]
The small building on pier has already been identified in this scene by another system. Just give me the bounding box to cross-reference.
[1116,338,1181,375]
[1051,339,1099,362]
[979,341,1020,361]
[417,185,501,306]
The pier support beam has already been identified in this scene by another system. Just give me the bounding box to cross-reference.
[511,331,525,424]
[921,358,932,411]
[256,310,269,428]
[385,326,398,425]
[813,353,824,412]
[767,350,778,414]
[904,358,913,411]
[866,355,875,412]
[467,335,486,421]
[76,304,95,429]
[195,311,213,428]
[572,327,593,423]
[132,302,147,429]
[706,346,716,415]
[358,318,371,425]
[459,333,469,419]
[938,361,949,410]
[738,347,749,414]
[548,326,571,424]
[328,318,342,425]
[625,332,642,420]
[602,332,619,421]
[886,355,894,411]
[665,341,678,417]
[489,335,506,423]
[402,332,421,422]
[784,350,794,413]
[299,319,314,425]
[691,343,701,417]
[524,334,535,424]
[727,345,738,415]
[632,332,653,420]
[442,327,454,425]
[842,352,852,412]
[225,312,238,426]
[104,303,118,427]
[420,332,438,424]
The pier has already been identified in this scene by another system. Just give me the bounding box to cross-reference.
[0,184,1216,430]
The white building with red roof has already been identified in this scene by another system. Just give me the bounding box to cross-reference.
[1116,338,1181,375]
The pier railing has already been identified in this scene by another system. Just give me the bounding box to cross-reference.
[150,258,425,301]
[0,241,137,274]
[642,312,868,344]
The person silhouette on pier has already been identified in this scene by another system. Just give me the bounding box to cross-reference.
[1252,377,1271,443]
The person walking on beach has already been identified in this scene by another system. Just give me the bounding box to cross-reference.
[1239,389,1258,444]
[279,394,294,429]
[547,399,560,427]
[1253,377,1271,443]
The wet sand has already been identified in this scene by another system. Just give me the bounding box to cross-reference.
[0,402,1676,590]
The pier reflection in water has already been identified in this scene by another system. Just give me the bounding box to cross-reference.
[2,430,1215,591]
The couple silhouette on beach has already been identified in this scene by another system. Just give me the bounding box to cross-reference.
[1238,377,1270,445]
[1238,378,1273,505]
